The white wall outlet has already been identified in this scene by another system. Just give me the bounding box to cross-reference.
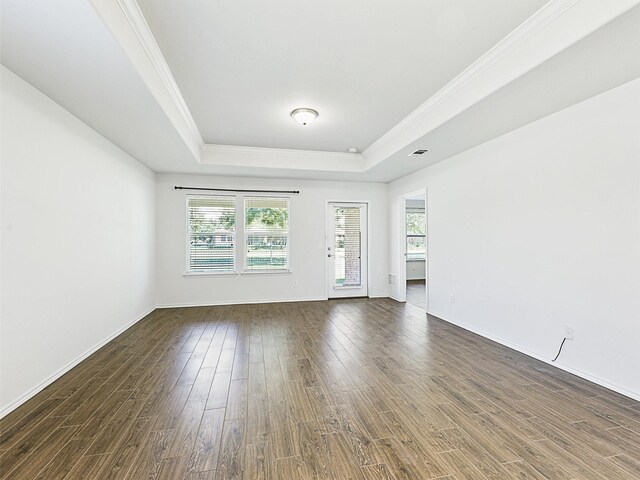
[450,293,455,304]
[564,326,574,340]
[293,280,298,287]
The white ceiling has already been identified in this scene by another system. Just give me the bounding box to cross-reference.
[363,4,640,182]
[0,0,198,173]
[2,0,639,182]
[138,0,546,153]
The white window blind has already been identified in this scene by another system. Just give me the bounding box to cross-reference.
[334,207,362,286]
[187,195,236,273]
[244,197,289,271]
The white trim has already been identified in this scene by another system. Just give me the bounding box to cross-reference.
[114,0,203,148]
[202,144,363,162]
[366,0,580,156]
[427,310,640,402]
[201,144,363,172]
[0,306,156,419]
[363,0,640,170]
[183,271,238,277]
[241,270,292,275]
[157,297,327,309]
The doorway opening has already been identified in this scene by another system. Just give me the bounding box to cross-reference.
[402,191,427,310]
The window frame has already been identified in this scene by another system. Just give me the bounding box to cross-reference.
[242,195,291,274]
[184,193,293,276]
[185,194,238,276]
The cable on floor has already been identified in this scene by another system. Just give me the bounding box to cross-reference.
[552,337,567,362]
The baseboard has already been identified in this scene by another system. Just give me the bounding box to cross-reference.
[157,297,328,309]
[427,310,640,402]
[0,305,156,419]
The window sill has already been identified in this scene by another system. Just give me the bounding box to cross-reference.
[333,285,363,290]
[241,269,292,275]
[184,271,239,277]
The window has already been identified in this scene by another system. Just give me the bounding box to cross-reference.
[187,195,236,273]
[186,194,291,274]
[406,211,426,260]
[244,197,289,271]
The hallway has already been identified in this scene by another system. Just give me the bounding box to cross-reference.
[406,279,426,310]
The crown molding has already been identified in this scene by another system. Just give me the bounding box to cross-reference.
[201,144,364,173]
[92,0,639,177]
[363,0,640,169]
[365,0,579,152]
[89,0,203,160]
[115,0,203,147]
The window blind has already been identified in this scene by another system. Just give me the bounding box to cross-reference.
[334,207,362,286]
[244,197,289,270]
[187,195,236,272]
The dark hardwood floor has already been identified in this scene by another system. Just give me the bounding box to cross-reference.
[406,280,427,310]
[1,299,639,479]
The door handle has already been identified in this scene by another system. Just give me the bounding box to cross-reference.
[327,254,332,257]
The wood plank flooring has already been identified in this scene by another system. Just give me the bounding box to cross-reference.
[1,298,639,479]
[406,281,427,310]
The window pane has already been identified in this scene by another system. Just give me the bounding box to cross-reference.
[406,213,425,235]
[188,195,236,272]
[406,236,426,260]
[245,197,289,270]
[334,207,361,286]
[406,211,426,260]
[246,234,288,270]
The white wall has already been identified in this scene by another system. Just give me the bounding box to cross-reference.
[0,67,156,415]
[156,174,389,307]
[390,78,640,400]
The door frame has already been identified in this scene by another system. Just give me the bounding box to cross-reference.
[325,200,370,299]
[396,189,428,311]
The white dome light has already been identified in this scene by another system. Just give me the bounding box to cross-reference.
[290,108,318,126]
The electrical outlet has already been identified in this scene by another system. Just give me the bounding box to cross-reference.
[450,294,455,304]
[293,280,298,287]
[564,326,574,340]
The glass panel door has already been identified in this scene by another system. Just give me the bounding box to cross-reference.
[327,203,368,298]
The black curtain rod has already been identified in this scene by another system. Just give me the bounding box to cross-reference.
[174,186,300,194]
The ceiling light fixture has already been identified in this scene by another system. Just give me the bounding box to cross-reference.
[290,108,318,126]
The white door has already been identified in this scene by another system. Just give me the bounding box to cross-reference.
[327,203,368,298]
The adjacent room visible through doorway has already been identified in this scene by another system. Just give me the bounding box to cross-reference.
[404,191,427,310]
